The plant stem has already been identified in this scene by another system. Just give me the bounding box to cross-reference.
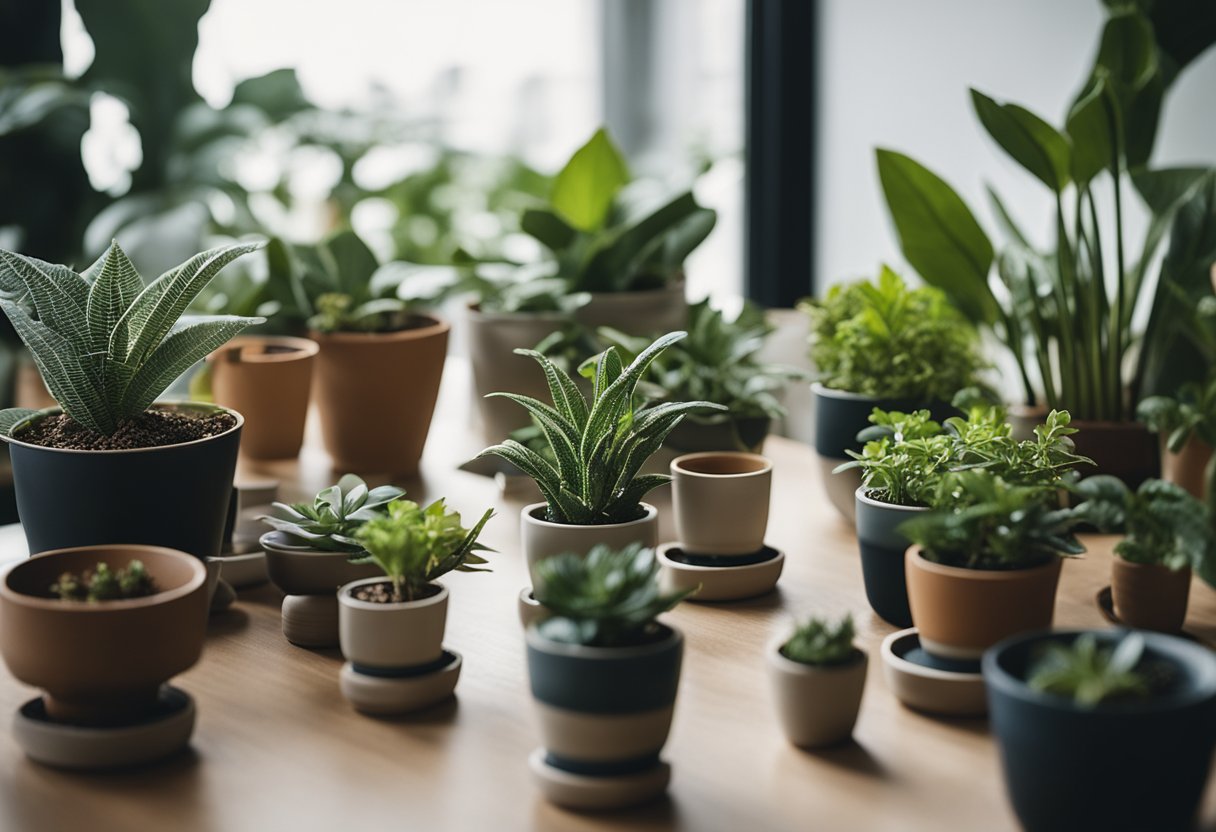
[1110,141,1128,422]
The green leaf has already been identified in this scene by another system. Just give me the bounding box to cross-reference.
[0,250,90,337]
[550,128,630,232]
[0,408,38,437]
[875,149,997,324]
[320,230,380,302]
[514,347,588,426]
[1131,167,1212,215]
[520,208,577,253]
[970,89,1071,193]
[579,191,704,293]
[229,68,312,121]
[88,241,144,357]
[1066,77,1116,185]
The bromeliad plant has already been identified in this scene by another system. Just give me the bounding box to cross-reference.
[352,499,494,603]
[799,265,985,401]
[532,543,692,646]
[780,614,858,666]
[0,240,263,436]
[1027,633,1162,707]
[478,331,725,525]
[259,474,405,553]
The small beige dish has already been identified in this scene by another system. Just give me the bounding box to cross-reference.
[671,452,772,557]
[657,542,784,601]
[339,651,462,715]
[768,639,866,748]
[881,628,986,717]
[518,587,547,628]
[528,748,671,811]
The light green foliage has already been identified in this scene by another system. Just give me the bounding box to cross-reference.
[52,560,157,602]
[478,331,725,525]
[599,299,807,423]
[780,614,857,666]
[840,406,1089,507]
[799,266,985,401]
[259,474,405,553]
[1028,633,1160,707]
[898,469,1086,570]
[1074,475,1216,585]
[0,240,262,435]
[353,499,494,603]
[533,543,693,647]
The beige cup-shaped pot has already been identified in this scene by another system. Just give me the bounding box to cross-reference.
[768,640,867,748]
[521,502,659,588]
[671,452,772,557]
[339,579,448,669]
[1111,559,1192,633]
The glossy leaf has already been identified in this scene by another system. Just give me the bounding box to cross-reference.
[550,128,630,232]
[971,89,1071,193]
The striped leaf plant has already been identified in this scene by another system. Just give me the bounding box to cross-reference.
[0,240,264,436]
[478,330,725,525]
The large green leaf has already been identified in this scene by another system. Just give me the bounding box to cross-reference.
[1066,76,1116,185]
[579,192,704,292]
[875,149,997,324]
[320,229,380,302]
[971,90,1071,193]
[0,250,90,336]
[1131,167,1212,215]
[229,68,311,122]
[550,128,630,232]
[87,241,143,356]
[1144,0,1216,84]
[520,208,577,253]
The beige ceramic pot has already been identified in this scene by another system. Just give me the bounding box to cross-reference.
[1111,559,1191,633]
[520,502,659,587]
[671,452,771,557]
[339,578,448,668]
[0,545,208,725]
[311,315,449,476]
[905,547,1062,660]
[207,335,318,460]
[574,280,688,335]
[768,640,866,748]
[1161,435,1213,501]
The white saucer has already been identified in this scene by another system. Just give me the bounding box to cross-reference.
[529,748,671,810]
[340,651,462,715]
[657,543,784,601]
[881,628,987,716]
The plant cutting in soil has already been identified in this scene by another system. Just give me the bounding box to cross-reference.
[51,561,158,602]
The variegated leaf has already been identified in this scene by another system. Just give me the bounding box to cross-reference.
[0,250,90,339]
[514,348,588,426]
[88,241,143,357]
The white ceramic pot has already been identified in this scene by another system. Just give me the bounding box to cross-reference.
[768,638,866,748]
[338,579,448,669]
[671,452,771,556]
[520,502,659,587]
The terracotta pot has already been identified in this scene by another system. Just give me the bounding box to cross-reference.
[1161,434,1213,501]
[671,452,771,557]
[207,335,318,460]
[260,532,382,596]
[339,578,448,669]
[0,545,208,725]
[311,315,449,476]
[1070,420,1160,490]
[574,280,687,335]
[466,304,570,442]
[1111,559,1191,633]
[520,502,659,588]
[768,641,866,748]
[905,547,1062,660]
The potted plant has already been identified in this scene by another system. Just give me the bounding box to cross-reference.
[799,266,986,521]
[877,5,1216,487]
[337,498,493,714]
[1139,377,1216,504]
[0,240,261,559]
[899,469,1087,660]
[266,231,449,475]
[600,299,807,453]
[844,406,1087,626]
[985,630,1216,832]
[768,613,866,748]
[526,543,693,810]
[1074,475,1216,632]
[479,331,723,589]
[201,334,319,460]
[0,544,209,768]
[259,474,404,647]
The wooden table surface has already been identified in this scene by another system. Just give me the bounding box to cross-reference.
[1,362,1214,832]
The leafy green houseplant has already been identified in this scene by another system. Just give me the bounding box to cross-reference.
[769,613,867,748]
[1139,375,1216,508]
[259,474,405,553]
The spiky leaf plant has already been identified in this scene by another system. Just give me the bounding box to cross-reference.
[780,614,858,666]
[259,474,405,553]
[0,240,263,436]
[478,331,725,525]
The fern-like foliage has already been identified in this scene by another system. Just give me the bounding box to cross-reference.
[478,331,725,525]
[0,240,263,435]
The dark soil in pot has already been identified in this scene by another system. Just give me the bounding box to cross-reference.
[349,581,441,604]
[19,410,236,451]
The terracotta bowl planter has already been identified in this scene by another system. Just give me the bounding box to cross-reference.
[0,545,208,725]
[905,546,1062,660]
[671,452,771,557]
[574,280,688,335]
[768,640,866,748]
[207,335,318,460]
[311,315,449,476]
[1111,559,1191,633]
[854,488,925,627]
[1070,419,1160,490]
[520,502,659,588]
[339,579,448,669]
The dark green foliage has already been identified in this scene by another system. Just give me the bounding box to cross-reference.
[259,474,405,553]
[52,560,157,602]
[780,614,857,666]
[1027,633,1163,707]
[533,544,692,647]
[1139,374,1216,516]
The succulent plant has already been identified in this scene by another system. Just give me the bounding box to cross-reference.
[51,560,157,602]
[780,614,858,666]
[259,474,405,553]
[0,240,263,436]
[1027,633,1163,707]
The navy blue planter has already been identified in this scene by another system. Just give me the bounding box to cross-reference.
[4,404,243,560]
[666,415,771,454]
[854,489,924,627]
[812,384,952,460]
[985,629,1216,832]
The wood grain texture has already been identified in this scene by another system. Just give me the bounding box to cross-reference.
[0,365,1214,832]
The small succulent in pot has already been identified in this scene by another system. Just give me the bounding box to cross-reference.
[259,474,405,553]
[770,613,866,748]
[1026,632,1161,707]
[51,561,157,602]
[780,614,859,666]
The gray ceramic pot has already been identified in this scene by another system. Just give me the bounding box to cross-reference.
[854,488,925,627]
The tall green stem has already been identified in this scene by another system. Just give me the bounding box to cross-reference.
[1110,148,1128,422]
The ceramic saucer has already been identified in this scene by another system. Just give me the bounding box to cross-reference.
[657,543,784,601]
[881,628,987,716]
[529,748,670,810]
[340,650,462,715]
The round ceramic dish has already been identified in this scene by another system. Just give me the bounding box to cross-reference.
[657,543,784,601]
[880,628,986,717]
[339,651,462,715]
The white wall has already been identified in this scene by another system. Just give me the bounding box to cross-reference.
[815,0,1216,290]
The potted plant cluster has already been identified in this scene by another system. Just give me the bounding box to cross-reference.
[986,630,1216,832]
[0,544,209,769]
[844,405,1087,626]
[526,543,693,810]
[1075,475,1216,632]
[0,240,261,560]
[800,265,986,521]
[478,331,722,619]
[768,613,866,748]
[259,474,404,647]
[1140,375,1216,504]
[338,498,494,714]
